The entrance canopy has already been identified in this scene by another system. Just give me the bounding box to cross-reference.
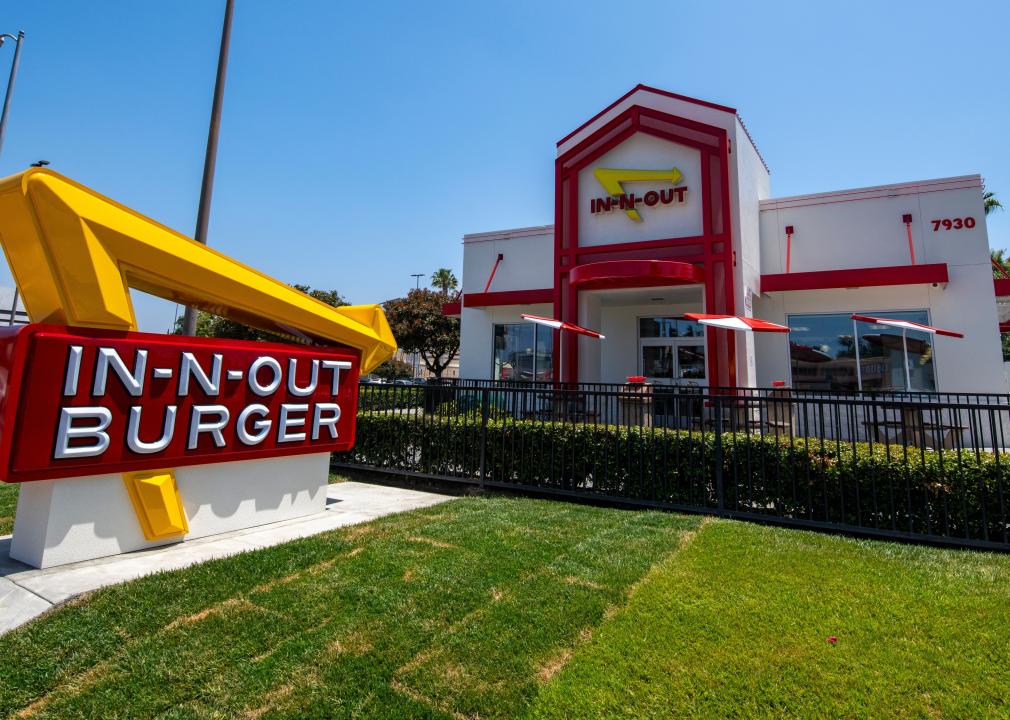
[570,260,704,291]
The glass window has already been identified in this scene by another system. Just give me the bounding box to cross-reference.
[639,317,677,338]
[787,311,936,392]
[642,345,674,379]
[493,323,553,381]
[639,317,705,338]
[677,345,706,379]
[534,323,553,381]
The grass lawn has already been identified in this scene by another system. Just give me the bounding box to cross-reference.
[0,495,1007,718]
[530,519,1010,719]
[0,481,16,536]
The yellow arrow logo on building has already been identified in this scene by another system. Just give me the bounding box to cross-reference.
[593,167,684,221]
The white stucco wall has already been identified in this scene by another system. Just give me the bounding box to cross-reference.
[461,226,553,294]
[458,227,554,379]
[731,116,772,387]
[578,293,602,382]
[759,176,985,275]
[755,175,1004,393]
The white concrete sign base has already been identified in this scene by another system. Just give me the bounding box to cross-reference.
[9,453,330,569]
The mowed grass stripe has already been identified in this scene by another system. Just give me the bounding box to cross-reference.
[528,518,1010,720]
[0,497,700,719]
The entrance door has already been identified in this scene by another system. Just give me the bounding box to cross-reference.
[638,316,707,385]
[639,339,707,384]
[639,317,707,428]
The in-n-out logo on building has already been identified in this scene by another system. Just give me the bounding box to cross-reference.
[588,167,689,222]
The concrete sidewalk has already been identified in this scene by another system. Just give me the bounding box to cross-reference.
[0,481,451,635]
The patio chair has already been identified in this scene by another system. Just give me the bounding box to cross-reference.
[676,384,705,431]
[759,388,795,436]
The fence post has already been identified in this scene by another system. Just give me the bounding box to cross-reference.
[714,396,724,511]
[479,390,489,490]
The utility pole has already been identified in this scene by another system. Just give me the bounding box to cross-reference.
[410,273,424,378]
[182,0,234,336]
[0,30,24,161]
[0,31,25,326]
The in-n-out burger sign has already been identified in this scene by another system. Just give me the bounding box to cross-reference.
[589,166,688,222]
[0,168,395,554]
[0,325,361,482]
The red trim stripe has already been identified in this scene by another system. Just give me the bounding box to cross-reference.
[463,289,554,308]
[762,264,948,292]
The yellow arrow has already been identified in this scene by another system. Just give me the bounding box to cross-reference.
[592,167,684,222]
[0,168,395,372]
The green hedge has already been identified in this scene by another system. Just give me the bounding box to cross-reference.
[336,412,1010,543]
[356,385,423,412]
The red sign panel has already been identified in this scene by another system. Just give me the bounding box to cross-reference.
[0,325,361,482]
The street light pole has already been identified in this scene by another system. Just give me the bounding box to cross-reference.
[182,0,234,336]
[410,273,424,378]
[0,30,24,162]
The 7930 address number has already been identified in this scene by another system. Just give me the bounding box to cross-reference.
[931,217,976,231]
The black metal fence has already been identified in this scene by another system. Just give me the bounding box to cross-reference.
[334,380,1010,550]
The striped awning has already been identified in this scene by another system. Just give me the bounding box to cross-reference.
[850,314,963,338]
[684,313,790,333]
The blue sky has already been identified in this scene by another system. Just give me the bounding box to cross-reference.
[2,0,1007,331]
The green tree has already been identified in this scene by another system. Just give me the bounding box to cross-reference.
[430,268,458,296]
[984,191,1003,216]
[383,289,460,378]
[372,357,413,381]
[173,284,347,342]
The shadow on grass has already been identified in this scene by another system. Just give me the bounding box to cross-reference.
[0,496,699,719]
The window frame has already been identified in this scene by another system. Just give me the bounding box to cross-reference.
[785,308,939,392]
[637,315,708,383]
[491,322,553,381]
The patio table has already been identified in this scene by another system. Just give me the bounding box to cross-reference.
[861,404,967,449]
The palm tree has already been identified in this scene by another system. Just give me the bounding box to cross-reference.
[431,268,458,296]
[984,191,1003,216]
[992,248,1010,279]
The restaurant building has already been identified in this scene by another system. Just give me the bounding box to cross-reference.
[446,85,1006,393]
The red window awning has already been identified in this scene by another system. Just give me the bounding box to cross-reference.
[570,260,704,291]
